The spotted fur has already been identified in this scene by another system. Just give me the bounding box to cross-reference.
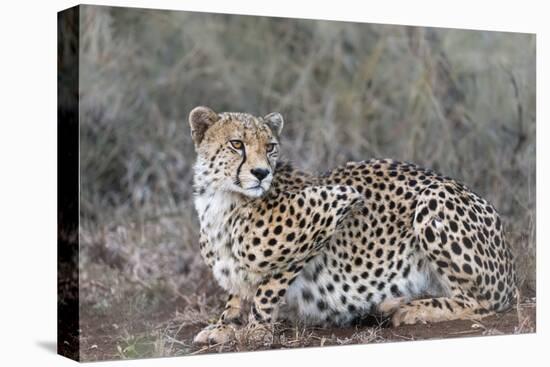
[189,106,517,344]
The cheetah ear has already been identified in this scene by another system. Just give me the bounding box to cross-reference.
[189,106,219,147]
[264,112,284,137]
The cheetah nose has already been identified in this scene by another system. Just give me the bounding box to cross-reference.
[250,168,270,181]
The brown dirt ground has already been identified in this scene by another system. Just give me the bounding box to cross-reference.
[79,294,536,362]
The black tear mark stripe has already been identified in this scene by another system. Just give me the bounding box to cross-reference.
[235,146,247,186]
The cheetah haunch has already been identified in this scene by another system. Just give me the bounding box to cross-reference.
[189,106,516,344]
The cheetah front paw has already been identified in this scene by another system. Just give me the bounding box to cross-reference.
[193,323,236,345]
[391,305,426,327]
[237,322,273,344]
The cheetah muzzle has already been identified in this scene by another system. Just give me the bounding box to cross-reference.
[188,106,517,344]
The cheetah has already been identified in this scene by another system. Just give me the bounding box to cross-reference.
[189,106,516,344]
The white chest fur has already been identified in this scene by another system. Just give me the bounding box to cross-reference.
[194,191,260,298]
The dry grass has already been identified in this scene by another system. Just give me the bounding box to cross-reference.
[76,5,536,361]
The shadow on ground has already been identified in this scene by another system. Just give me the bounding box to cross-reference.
[36,341,57,354]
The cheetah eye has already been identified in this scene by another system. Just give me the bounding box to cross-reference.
[229,140,244,150]
[266,143,277,153]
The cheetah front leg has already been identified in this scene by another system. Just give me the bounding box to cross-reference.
[243,269,299,341]
[193,294,243,344]
[381,294,493,327]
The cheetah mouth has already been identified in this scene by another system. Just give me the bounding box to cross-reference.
[247,185,265,192]
[244,184,269,198]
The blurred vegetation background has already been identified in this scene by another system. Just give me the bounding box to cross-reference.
[77,5,535,360]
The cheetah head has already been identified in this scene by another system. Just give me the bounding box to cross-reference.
[189,106,283,198]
